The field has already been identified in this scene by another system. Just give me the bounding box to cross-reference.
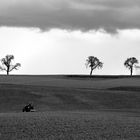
[0,75,140,139]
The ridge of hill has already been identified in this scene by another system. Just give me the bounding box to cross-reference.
[0,75,140,112]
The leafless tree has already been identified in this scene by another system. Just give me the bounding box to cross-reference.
[0,55,21,75]
[86,56,103,76]
[124,57,138,76]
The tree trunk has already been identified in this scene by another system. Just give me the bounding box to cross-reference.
[90,68,93,76]
[7,71,9,75]
[130,67,133,76]
[7,67,9,75]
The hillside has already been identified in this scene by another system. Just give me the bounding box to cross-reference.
[0,75,140,112]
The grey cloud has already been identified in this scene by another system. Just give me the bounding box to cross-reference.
[0,0,140,33]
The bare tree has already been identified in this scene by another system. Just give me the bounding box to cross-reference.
[0,55,21,75]
[86,56,103,76]
[124,57,138,76]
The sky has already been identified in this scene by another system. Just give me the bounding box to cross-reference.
[0,0,140,75]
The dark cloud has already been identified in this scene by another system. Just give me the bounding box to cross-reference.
[0,0,140,33]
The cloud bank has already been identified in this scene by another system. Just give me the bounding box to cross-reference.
[1,0,140,33]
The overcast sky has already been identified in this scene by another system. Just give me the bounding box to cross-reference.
[0,0,140,75]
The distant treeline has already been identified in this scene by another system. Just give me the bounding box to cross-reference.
[0,54,139,76]
[86,56,139,76]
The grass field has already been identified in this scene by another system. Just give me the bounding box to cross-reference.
[0,75,140,139]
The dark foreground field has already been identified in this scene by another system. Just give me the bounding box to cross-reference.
[0,75,140,139]
[1,111,140,140]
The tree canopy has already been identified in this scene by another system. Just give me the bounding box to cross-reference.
[0,55,21,75]
[86,56,103,76]
[124,57,138,76]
